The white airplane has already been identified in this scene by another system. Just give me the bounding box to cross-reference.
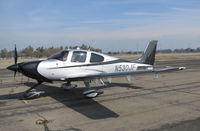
[7,40,185,99]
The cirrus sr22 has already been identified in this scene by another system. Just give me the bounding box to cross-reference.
[7,40,185,99]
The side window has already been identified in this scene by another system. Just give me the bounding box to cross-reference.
[71,51,87,62]
[90,53,104,63]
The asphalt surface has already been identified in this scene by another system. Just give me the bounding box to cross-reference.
[0,60,200,131]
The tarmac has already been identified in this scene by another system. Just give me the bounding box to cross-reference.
[0,59,200,131]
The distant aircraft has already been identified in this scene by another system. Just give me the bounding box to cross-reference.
[7,40,185,99]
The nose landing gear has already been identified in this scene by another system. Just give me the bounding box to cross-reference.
[23,91,45,99]
[22,81,44,99]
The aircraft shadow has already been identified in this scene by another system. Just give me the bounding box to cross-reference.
[24,82,119,120]
[0,81,142,119]
[0,92,23,100]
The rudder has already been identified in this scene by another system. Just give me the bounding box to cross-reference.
[133,40,157,65]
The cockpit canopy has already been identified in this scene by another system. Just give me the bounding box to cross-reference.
[48,50,105,63]
[48,50,68,61]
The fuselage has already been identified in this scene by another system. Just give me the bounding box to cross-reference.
[7,49,152,82]
[37,49,152,81]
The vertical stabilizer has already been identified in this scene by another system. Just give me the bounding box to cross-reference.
[133,40,157,65]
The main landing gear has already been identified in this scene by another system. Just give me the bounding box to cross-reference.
[22,81,44,99]
[83,81,104,98]
[61,81,77,90]
[22,81,104,99]
[62,81,104,98]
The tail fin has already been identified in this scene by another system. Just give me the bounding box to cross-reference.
[133,40,157,65]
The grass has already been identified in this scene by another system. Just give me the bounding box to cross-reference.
[1,53,200,69]
[0,58,44,69]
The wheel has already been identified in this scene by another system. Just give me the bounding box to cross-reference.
[61,83,77,90]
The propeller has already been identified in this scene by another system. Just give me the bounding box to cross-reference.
[7,44,21,78]
[14,44,18,77]
[14,44,18,65]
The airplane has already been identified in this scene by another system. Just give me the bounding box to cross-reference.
[7,40,185,99]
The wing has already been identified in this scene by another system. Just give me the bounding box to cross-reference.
[68,66,186,80]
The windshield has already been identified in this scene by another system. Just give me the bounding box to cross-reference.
[48,50,69,61]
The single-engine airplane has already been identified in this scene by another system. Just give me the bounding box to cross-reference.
[7,40,185,99]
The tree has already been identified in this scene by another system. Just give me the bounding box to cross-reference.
[80,44,88,50]
[197,47,200,52]
[65,46,68,49]
[21,45,34,58]
[59,46,63,50]
[72,46,78,49]
[35,47,44,58]
[0,48,8,58]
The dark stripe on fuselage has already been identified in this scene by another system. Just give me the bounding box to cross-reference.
[20,60,52,82]
[49,59,132,69]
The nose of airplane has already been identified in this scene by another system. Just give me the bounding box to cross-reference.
[20,60,51,82]
[7,64,18,72]
[20,61,41,80]
[7,60,51,82]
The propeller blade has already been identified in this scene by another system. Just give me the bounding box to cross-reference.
[14,45,18,78]
[14,71,17,78]
[14,44,18,65]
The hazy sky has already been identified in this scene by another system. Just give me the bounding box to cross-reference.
[0,0,200,52]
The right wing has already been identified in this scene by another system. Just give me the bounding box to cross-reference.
[68,66,186,80]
